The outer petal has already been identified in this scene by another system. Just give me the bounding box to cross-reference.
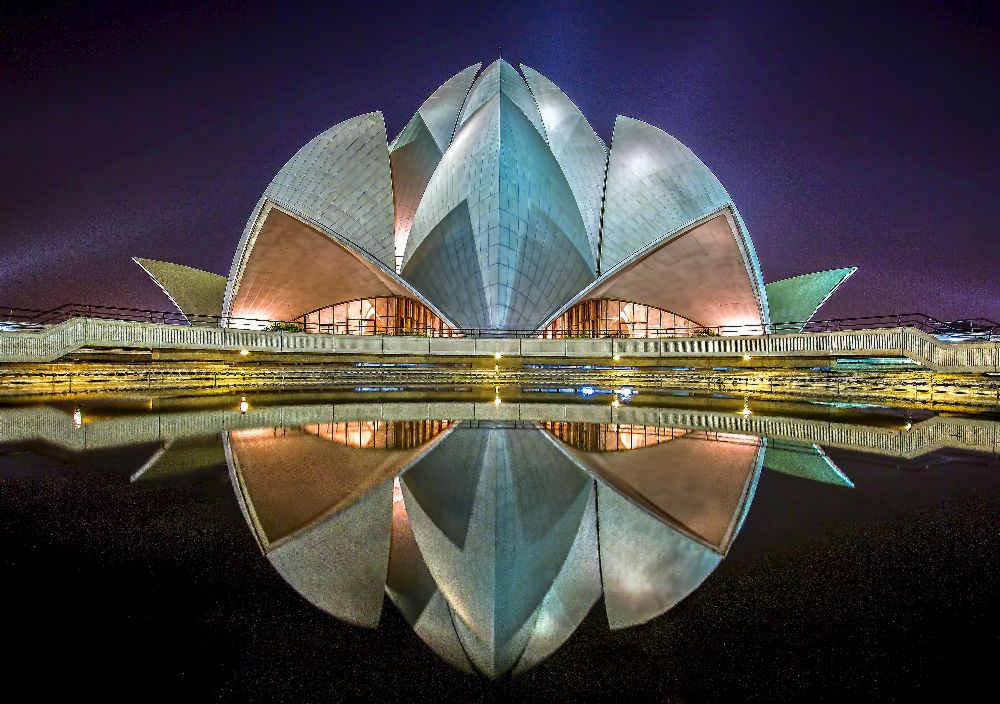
[224,112,403,322]
[224,424,453,628]
[224,205,447,327]
[565,432,764,629]
[591,116,769,330]
[390,64,481,261]
[391,63,482,153]
[133,257,227,324]
[763,440,854,487]
[596,484,722,629]
[544,208,767,332]
[386,475,475,673]
[765,267,857,332]
[551,430,764,555]
[521,64,608,264]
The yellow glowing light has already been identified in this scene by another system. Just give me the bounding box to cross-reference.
[611,398,621,408]
[741,398,752,416]
[494,395,502,406]
[613,354,621,362]
[743,354,752,361]
[239,396,249,413]
[904,422,912,431]
[72,408,83,428]
[239,349,250,356]
[494,353,502,360]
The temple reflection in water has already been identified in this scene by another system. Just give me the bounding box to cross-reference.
[5,398,974,678]
[224,417,844,677]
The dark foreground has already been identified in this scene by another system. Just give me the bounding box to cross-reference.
[1,443,997,702]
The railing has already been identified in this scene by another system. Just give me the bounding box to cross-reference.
[3,303,998,340]
[1,316,999,371]
[0,402,996,458]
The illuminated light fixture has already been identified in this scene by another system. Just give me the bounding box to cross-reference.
[740,398,752,416]
[239,349,250,356]
[904,422,912,431]
[494,384,502,406]
[743,354,752,361]
[239,396,249,413]
[611,398,620,408]
[580,386,595,396]
[613,354,621,362]
[72,408,83,428]
[494,353,502,360]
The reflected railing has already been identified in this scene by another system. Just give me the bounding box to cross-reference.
[1,400,996,460]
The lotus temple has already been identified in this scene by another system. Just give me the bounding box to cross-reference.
[133,59,856,338]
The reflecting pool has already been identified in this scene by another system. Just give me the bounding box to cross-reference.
[1,389,997,698]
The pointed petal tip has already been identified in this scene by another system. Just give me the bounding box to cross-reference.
[768,266,858,286]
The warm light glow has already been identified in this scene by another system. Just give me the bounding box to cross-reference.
[494,395,502,406]
[613,354,621,361]
[540,298,699,339]
[743,354,752,361]
[297,296,455,337]
[741,398,752,416]
[611,398,621,408]
[239,396,249,413]
[306,421,377,447]
[72,408,82,428]
[541,421,689,452]
[239,349,250,356]
[494,353,502,360]
[303,420,450,449]
[904,422,912,431]
[226,315,270,331]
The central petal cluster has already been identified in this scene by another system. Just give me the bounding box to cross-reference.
[401,72,595,329]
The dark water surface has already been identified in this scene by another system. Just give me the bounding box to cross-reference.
[1,392,997,701]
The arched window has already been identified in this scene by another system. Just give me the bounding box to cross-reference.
[539,299,700,338]
[297,296,457,336]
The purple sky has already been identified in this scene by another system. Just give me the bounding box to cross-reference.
[2,0,998,321]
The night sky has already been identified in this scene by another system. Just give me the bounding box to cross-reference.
[2,0,998,321]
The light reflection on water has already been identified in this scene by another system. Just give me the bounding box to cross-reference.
[0,392,997,679]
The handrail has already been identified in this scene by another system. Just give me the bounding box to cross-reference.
[1,317,998,371]
[2,303,998,339]
[1,403,995,459]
